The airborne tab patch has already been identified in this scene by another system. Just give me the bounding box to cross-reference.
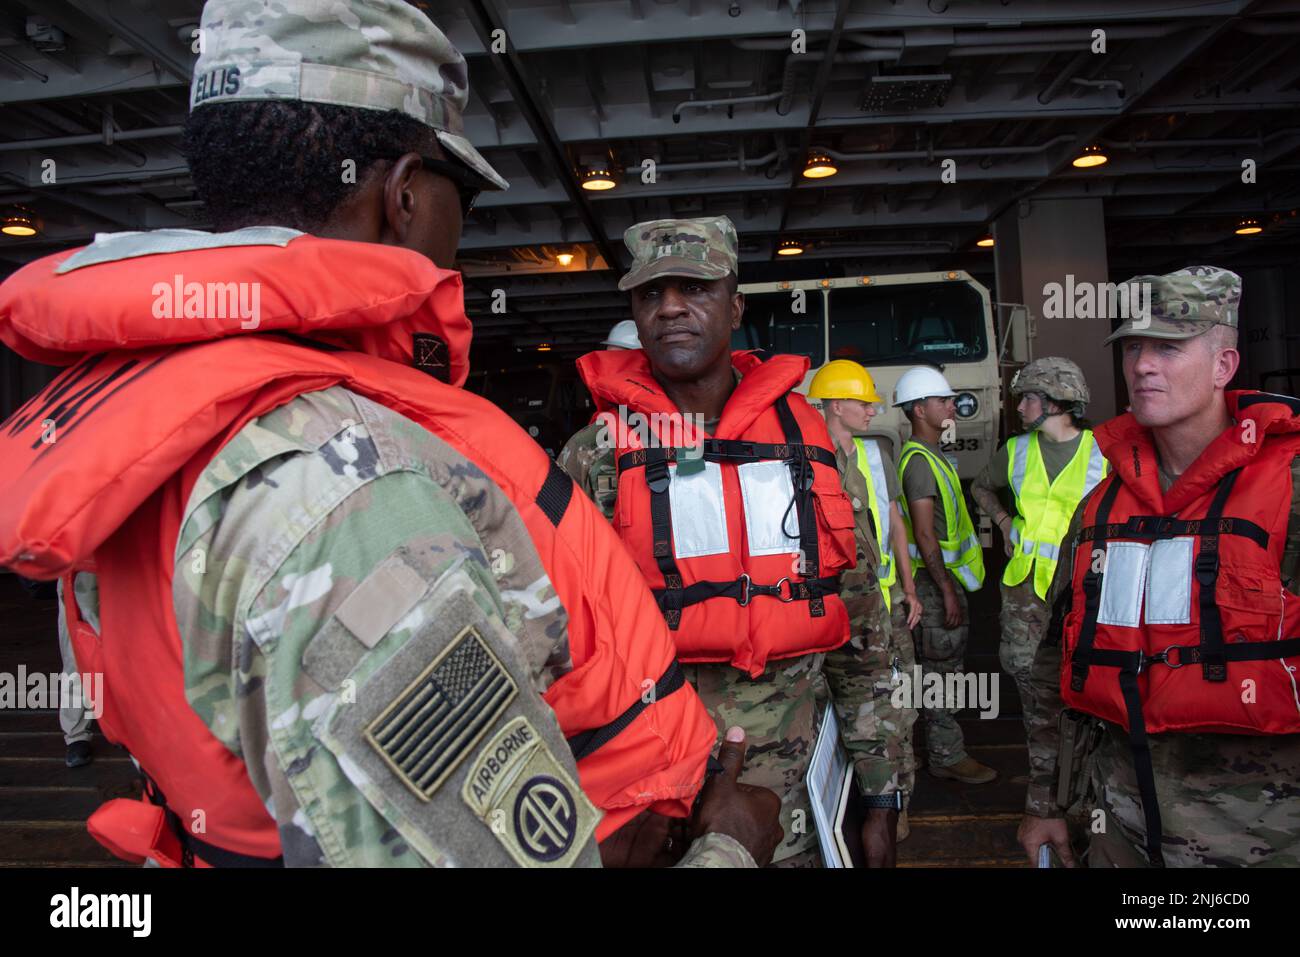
[462,716,599,867]
[364,625,516,801]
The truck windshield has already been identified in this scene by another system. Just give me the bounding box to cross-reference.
[828,282,987,365]
[732,290,825,365]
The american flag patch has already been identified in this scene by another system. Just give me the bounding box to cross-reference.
[365,626,517,801]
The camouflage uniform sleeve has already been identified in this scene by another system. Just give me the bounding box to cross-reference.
[557,421,618,521]
[175,388,600,867]
[1023,496,1087,818]
[971,441,1011,523]
[822,446,906,798]
[675,831,757,868]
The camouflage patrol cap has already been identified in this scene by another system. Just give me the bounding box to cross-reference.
[617,216,739,292]
[1102,266,1240,346]
[190,0,508,190]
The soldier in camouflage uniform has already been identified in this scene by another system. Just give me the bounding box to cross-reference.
[971,358,1107,740]
[1019,267,1300,867]
[20,0,783,869]
[559,218,909,866]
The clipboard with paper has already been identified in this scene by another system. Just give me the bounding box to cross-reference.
[806,705,866,868]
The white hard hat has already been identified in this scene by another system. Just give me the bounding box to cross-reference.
[893,366,956,407]
[602,319,642,350]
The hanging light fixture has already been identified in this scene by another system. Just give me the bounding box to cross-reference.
[556,251,575,266]
[1072,144,1108,168]
[976,235,995,248]
[1234,218,1262,236]
[1,211,37,237]
[580,166,616,191]
[802,152,838,179]
[777,240,804,256]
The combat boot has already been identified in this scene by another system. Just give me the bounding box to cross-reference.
[928,756,996,784]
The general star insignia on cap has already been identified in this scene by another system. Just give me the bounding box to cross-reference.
[462,716,599,867]
[190,0,508,190]
[364,624,517,801]
[618,215,739,291]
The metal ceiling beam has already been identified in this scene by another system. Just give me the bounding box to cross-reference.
[772,0,850,243]
[64,0,194,83]
[463,0,622,272]
[964,15,1256,251]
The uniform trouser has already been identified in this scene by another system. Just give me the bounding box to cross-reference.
[56,590,92,745]
[1080,722,1300,868]
[685,657,822,866]
[911,567,969,768]
[886,585,919,811]
[998,579,1050,740]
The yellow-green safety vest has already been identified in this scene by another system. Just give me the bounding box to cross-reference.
[1003,429,1109,600]
[852,436,898,611]
[898,440,985,592]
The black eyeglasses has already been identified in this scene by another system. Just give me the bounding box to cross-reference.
[383,154,482,218]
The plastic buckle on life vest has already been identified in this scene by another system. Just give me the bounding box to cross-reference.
[646,459,671,494]
[1194,551,1219,586]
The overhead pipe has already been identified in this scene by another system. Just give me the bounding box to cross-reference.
[844,24,1184,47]
[1101,129,1300,150]
[815,134,1076,164]
[0,125,183,152]
[676,48,895,122]
[1038,50,1094,104]
[1070,77,1125,96]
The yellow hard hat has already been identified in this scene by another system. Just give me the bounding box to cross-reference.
[808,360,884,404]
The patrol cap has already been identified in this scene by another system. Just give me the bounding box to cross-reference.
[189,0,508,191]
[1102,266,1240,346]
[617,216,739,292]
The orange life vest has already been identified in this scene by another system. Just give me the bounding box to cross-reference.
[576,349,857,677]
[1055,391,1300,864]
[0,234,716,865]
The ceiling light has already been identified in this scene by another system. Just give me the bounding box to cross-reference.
[580,166,616,191]
[537,343,552,352]
[2,211,37,237]
[976,235,995,248]
[556,251,575,266]
[1234,218,1262,236]
[802,152,838,179]
[1072,144,1108,168]
[777,240,804,256]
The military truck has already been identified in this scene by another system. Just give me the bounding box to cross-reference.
[734,270,1024,481]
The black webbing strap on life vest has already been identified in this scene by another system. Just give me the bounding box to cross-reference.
[1193,469,1240,682]
[140,769,284,868]
[616,440,837,472]
[643,454,685,628]
[565,660,686,761]
[773,395,826,618]
[650,573,841,613]
[1069,478,1123,693]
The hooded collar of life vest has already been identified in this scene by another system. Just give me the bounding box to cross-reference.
[576,348,810,442]
[0,229,473,386]
[1093,390,1300,514]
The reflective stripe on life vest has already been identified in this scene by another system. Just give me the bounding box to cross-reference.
[898,440,985,592]
[853,436,897,610]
